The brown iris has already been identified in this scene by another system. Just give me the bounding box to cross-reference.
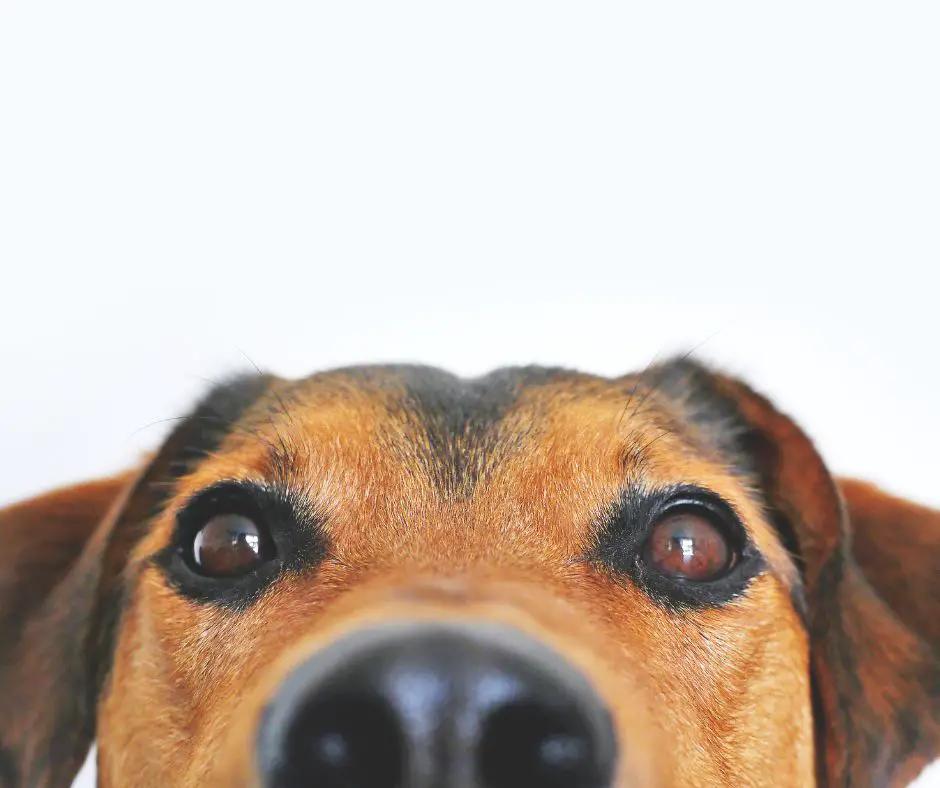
[643,509,733,581]
[191,513,267,577]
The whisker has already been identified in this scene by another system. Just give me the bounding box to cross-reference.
[603,347,665,462]
[617,350,662,433]
[633,428,674,457]
[234,349,299,472]
[235,347,265,380]
[627,330,722,422]
[124,415,191,441]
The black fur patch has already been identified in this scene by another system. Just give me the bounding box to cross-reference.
[630,359,763,479]
[350,365,573,498]
[164,373,275,482]
[400,366,530,496]
[0,745,17,788]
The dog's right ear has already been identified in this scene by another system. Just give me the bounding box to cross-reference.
[651,358,939,787]
[0,373,275,788]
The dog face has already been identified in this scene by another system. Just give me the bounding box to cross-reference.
[1,361,937,787]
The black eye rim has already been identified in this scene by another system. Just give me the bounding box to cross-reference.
[591,484,766,610]
[152,479,327,610]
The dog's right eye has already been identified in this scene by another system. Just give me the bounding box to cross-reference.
[156,480,326,608]
[187,513,273,577]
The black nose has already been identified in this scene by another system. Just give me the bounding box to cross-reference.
[257,622,617,788]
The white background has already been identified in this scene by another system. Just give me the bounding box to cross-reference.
[1,1,937,785]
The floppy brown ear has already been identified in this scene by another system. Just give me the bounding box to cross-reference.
[657,360,940,788]
[0,473,137,787]
[0,374,274,788]
[839,479,940,663]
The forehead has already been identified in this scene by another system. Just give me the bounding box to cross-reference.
[170,365,794,576]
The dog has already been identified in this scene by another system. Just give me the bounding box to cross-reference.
[1,359,937,787]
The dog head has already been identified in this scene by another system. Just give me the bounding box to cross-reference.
[1,361,937,787]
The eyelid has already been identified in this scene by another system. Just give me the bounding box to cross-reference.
[653,490,749,541]
[174,481,270,534]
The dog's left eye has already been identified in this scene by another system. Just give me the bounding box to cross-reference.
[187,513,274,577]
[642,507,736,582]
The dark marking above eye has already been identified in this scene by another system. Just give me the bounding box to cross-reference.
[166,373,276,483]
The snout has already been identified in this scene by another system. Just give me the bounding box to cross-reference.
[256,621,617,788]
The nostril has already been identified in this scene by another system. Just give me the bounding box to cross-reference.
[278,693,405,788]
[478,700,610,788]
[258,624,617,788]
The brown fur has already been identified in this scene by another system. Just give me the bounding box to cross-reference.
[0,361,937,787]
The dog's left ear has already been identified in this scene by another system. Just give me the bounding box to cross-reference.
[0,374,274,788]
[657,360,940,788]
[838,478,940,678]
[826,478,940,787]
